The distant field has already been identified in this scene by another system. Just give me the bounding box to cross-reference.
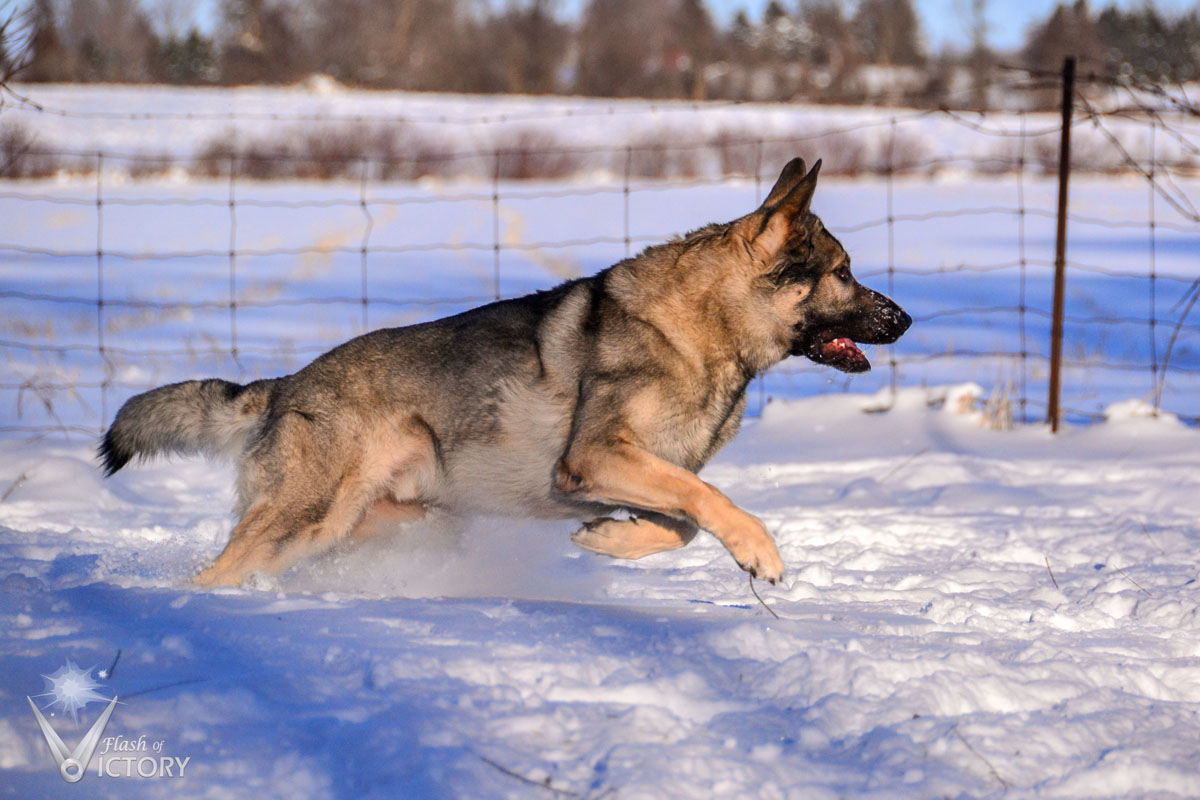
[2,83,1192,180]
[1,175,1196,431]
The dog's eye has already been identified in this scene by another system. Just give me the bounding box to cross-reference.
[834,266,852,283]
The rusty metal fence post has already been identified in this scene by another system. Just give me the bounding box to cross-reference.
[1047,56,1075,432]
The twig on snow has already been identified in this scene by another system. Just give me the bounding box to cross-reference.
[878,447,931,484]
[1,471,28,502]
[1112,564,1151,596]
[1138,521,1165,555]
[951,724,1010,790]
[477,753,580,798]
[749,573,780,620]
[1044,556,1060,591]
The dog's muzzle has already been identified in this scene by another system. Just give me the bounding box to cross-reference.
[793,289,912,373]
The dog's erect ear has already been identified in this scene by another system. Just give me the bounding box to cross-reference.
[760,158,808,208]
[740,159,822,261]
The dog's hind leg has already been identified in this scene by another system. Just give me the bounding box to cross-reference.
[194,416,438,588]
[570,513,697,559]
[194,491,345,588]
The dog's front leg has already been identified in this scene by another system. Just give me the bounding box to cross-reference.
[555,442,783,583]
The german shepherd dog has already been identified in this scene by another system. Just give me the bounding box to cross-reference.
[99,159,910,588]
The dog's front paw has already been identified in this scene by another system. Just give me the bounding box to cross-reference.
[570,517,619,555]
[571,516,692,560]
[723,516,784,584]
[736,546,784,585]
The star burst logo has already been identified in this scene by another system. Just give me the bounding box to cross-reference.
[33,660,112,722]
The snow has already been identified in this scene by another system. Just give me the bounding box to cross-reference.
[3,388,1200,797]
[2,85,1200,797]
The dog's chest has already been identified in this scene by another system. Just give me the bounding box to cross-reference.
[653,368,749,471]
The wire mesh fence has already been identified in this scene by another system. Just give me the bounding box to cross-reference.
[1,74,1198,438]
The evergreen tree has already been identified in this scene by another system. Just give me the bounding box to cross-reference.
[1022,0,1103,76]
[763,0,787,27]
[1095,4,1198,84]
[161,27,217,84]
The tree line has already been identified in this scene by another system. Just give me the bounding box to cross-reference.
[5,0,1199,108]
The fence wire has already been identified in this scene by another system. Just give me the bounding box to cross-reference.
[1,78,1198,438]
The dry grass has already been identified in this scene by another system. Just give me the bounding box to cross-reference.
[0,118,1155,182]
[625,132,706,180]
[494,128,586,180]
[760,128,869,177]
[0,122,57,178]
[982,376,1015,431]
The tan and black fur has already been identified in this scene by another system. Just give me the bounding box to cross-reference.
[99,159,911,588]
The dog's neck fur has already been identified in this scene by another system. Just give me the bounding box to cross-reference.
[606,222,793,381]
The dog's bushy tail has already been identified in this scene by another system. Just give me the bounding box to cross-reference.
[98,378,277,476]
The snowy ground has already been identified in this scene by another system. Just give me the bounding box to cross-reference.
[2,388,1200,798]
[3,86,1200,798]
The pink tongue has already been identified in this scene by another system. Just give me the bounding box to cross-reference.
[821,337,862,360]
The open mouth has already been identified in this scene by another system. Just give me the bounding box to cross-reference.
[807,331,871,373]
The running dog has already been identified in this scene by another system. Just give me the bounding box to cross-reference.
[99,158,911,588]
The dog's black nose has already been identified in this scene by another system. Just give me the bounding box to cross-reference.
[896,308,912,335]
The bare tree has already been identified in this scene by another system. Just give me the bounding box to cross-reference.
[487,0,570,95]
[58,0,160,82]
[218,0,308,85]
[0,3,26,86]
[674,0,716,98]
[150,0,198,38]
[577,0,680,98]
[304,0,484,91]
[960,0,992,109]
[801,0,859,101]
[19,0,70,82]
[852,0,925,67]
